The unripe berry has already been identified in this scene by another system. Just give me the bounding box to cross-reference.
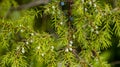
[20,29,24,32]
[52,6,55,9]
[30,39,33,43]
[69,48,72,51]
[89,1,92,5]
[22,47,25,53]
[95,26,98,29]
[91,28,94,32]
[69,40,73,45]
[60,22,63,25]
[94,4,96,7]
[85,8,88,12]
[31,33,34,36]
[41,53,45,57]
[95,30,99,34]
[37,46,40,50]
[51,46,54,50]
[82,0,84,3]
[65,48,69,52]
[25,41,29,45]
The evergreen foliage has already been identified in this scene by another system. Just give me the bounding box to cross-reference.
[0,0,120,67]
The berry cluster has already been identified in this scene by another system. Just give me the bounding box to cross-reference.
[59,0,74,22]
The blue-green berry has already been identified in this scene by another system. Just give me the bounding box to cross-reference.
[69,16,73,22]
[60,1,65,6]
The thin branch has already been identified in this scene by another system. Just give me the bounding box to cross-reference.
[111,61,120,65]
[4,0,50,18]
[14,0,50,10]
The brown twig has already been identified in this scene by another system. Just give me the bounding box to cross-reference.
[14,0,50,10]
[5,0,50,18]
[111,61,120,65]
